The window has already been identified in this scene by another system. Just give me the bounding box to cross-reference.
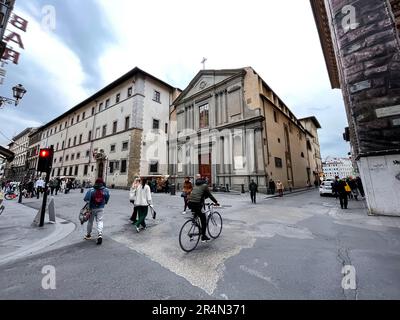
[120,159,127,174]
[56,142,59,151]
[128,87,132,97]
[91,166,94,172]
[82,112,86,119]
[71,117,74,126]
[307,140,312,151]
[149,161,158,173]
[122,141,128,151]
[50,129,53,135]
[64,167,67,176]
[102,125,107,137]
[68,138,71,148]
[153,90,160,102]
[65,121,68,128]
[301,152,305,158]
[152,119,160,130]
[92,107,95,116]
[79,134,82,144]
[199,104,209,129]
[84,165,88,175]
[88,130,92,141]
[74,165,79,176]
[110,144,116,153]
[273,111,278,123]
[66,155,69,161]
[77,153,80,159]
[71,154,75,161]
[62,141,65,149]
[99,103,103,112]
[59,124,62,131]
[73,136,77,146]
[77,115,80,122]
[165,123,168,134]
[86,150,90,158]
[96,128,100,139]
[278,138,281,143]
[57,168,61,176]
[54,158,56,164]
[69,167,73,176]
[125,116,130,130]
[109,161,115,174]
[52,169,55,177]
[105,99,110,108]
[116,93,120,103]
[275,157,283,168]
[59,157,62,162]
[113,121,118,134]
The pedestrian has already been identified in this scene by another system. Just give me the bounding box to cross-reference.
[49,178,56,196]
[249,179,258,204]
[314,179,319,188]
[165,179,170,194]
[55,178,61,195]
[355,176,365,198]
[181,177,193,214]
[345,178,352,199]
[129,178,140,224]
[348,177,358,200]
[133,178,152,233]
[268,179,276,195]
[61,179,66,193]
[83,178,110,245]
[276,180,284,197]
[333,176,348,209]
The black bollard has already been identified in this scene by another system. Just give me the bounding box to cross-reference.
[241,184,245,194]
[18,188,23,203]
[81,188,84,193]
[226,184,230,193]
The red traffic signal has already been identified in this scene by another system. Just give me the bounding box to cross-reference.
[40,149,50,158]
[37,148,54,173]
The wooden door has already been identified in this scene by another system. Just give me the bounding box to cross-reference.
[199,153,212,184]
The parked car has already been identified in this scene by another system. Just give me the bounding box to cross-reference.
[320,180,335,196]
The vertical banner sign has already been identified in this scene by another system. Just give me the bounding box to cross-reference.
[0,13,28,85]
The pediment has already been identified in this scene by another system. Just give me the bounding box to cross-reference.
[174,69,244,105]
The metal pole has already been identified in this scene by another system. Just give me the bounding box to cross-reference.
[39,147,53,227]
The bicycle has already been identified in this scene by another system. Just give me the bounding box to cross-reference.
[179,203,223,253]
[4,190,18,200]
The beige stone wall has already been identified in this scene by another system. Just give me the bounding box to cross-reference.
[127,128,143,186]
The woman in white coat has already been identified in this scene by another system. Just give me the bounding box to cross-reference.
[129,178,140,223]
[133,178,152,233]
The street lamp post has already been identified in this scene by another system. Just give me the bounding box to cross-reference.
[0,84,27,108]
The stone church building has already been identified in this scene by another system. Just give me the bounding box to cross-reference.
[168,67,322,192]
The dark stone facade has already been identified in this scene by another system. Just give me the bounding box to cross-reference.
[327,0,400,157]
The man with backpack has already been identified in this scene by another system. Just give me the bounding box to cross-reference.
[83,178,110,245]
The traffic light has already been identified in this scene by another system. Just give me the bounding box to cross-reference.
[37,148,53,173]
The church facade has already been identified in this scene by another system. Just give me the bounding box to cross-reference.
[168,67,322,192]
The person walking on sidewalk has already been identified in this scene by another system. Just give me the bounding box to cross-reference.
[276,180,284,197]
[249,179,258,204]
[333,176,348,210]
[355,176,365,198]
[129,178,140,224]
[83,178,110,245]
[182,177,193,214]
[133,178,152,233]
[268,179,276,195]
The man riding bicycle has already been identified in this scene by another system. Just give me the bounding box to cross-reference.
[187,174,219,242]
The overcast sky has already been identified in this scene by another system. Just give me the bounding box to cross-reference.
[0,0,349,159]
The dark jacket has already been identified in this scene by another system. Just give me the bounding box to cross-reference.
[84,184,110,209]
[333,180,347,195]
[188,179,217,204]
[249,182,258,192]
[269,180,276,190]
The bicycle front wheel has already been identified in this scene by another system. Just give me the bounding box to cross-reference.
[179,219,200,253]
[4,194,15,200]
[207,212,223,239]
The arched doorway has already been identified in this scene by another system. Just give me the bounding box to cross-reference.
[97,161,104,179]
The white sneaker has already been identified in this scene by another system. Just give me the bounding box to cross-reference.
[135,226,140,233]
[182,211,187,215]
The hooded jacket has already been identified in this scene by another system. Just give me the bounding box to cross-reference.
[84,184,110,209]
[188,179,217,204]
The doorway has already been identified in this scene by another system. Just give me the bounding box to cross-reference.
[199,153,212,184]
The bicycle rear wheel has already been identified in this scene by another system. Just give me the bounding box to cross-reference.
[207,212,223,239]
[4,194,15,200]
[179,219,200,252]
